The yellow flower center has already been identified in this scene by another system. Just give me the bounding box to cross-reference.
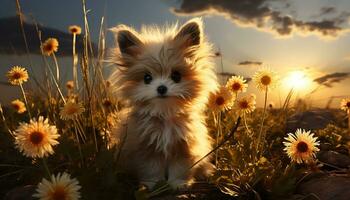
[12,103,20,110]
[346,102,350,108]
[50,186,67,200]
[29,131,44,145]
[296,141,308,153]
[239,100,249,109]
[12,72,22,80]
[65,106,79,115]
[71,28,78,33]
[215,96,225,106]
[66,82,74,90]
[44,44,54,52]
[260,75,271,85]
[231,82,242,91]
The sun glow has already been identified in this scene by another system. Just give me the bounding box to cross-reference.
[284,70,311,90]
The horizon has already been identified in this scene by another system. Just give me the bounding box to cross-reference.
[0,0,349,108]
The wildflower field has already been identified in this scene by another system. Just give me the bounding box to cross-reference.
[1,1,350,200]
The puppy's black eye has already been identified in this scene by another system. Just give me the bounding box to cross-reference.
[144,73,152,84]
[171,71,181,83]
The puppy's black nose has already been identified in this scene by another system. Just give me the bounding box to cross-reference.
[157,85,168,95]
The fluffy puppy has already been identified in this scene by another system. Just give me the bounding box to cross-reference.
[108,18,218,188]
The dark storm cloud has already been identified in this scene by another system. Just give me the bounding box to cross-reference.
[218,72,252,82]
[172,0,350,38]
[238,60,262,66]
[320,7,337,16]
[0,16,96,56]
[218,72,236,77]
[313,72,349,87]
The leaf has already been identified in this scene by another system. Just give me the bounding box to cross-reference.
[219,184,239,196]
[269,166,298,199]
[148,180,172,198]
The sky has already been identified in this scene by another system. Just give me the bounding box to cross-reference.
[0,0,349,107]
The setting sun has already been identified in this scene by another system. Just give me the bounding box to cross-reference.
[284,70,311,90]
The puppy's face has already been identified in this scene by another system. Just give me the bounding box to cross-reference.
[111,19,215,116]
[126,59,199,105]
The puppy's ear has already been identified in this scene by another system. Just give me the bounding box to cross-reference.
[111,25,143,57]
[174,18,203,49]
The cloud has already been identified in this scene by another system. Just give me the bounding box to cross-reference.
[218,72,236,77]
[0,16,96,56]
[313,72,349,87]
[172,0,350,38]
[320,7,337,16]
[238,60,262,66]
[218,72,251,82]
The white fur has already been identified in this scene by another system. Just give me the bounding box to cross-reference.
[108,18,218,189]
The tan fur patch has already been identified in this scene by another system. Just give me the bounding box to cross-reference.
[108,18,218,188]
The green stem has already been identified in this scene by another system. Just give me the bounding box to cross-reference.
[282,88,294,111]
[219,50,225,84]
[0,104,15,138]
[19,83,32,119]
[72,33,79,91]
[215,111,222,167]
[42,157,51,178]
[74,124,84,167]
[52,53,60,83]
[256,87,268,156]
[243,113,251,134]
[148,183,172,197]
[44,56,66,104]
